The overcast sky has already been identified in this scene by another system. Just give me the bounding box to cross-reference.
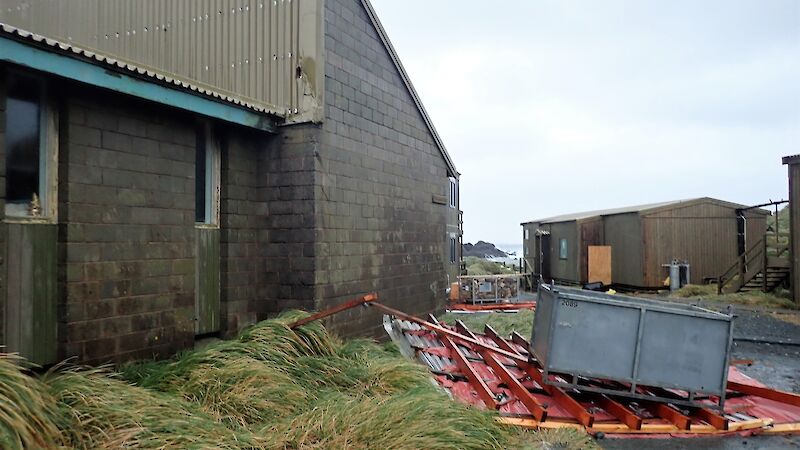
[370,0,800,248]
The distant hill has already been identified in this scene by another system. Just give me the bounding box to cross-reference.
[463,241,509,258]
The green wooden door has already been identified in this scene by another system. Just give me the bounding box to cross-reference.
[195,227,220,335]
[5,223,57,365]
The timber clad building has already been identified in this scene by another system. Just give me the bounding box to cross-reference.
[0,0,461,365]
[522,198,768,289]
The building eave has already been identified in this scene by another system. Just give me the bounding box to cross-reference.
[0,25,279,133]
[359,0,458,179]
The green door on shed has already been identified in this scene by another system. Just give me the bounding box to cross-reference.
[5,223,57,365]
[195,227,220,335]
[194,123,221,335]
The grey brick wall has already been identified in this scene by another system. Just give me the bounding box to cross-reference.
[1,0,461,359]
[316,0,455,336]
[0,69,6,346]
[256,124,319,317]
[219,129,263,336]
[59,87,198,364]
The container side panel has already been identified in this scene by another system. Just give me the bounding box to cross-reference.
[637,310,730,393]
[531,285,554,360]
[548,298,641,380]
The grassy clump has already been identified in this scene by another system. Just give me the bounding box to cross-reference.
[439,309,535,338]
[0,355,64,449]
[671,284,718,298]
[0,310,598,449]
[464,256,517,275]
[263,389,513,450]
[44,366,260,449]
[671,284,797,310]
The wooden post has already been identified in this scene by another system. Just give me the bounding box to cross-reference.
[763,236,769,293]
[738,253,746,292]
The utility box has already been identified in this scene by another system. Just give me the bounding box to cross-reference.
[531,284,734,408]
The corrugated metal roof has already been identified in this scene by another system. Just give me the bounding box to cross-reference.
[0,22,283,117]
[521,197,771,225]
[783,154,800,165]
[522,199,701,225]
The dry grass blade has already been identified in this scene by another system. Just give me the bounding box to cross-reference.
[43,365,262,449]
[0,354,64,449]
[263,389,512,450]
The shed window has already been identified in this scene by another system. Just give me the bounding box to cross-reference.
[559,238,568,260]
[449,236,457,263]
[448,177,457,208]
[524,229,529,240]
[5,73,55,218]
[195,123,220,225]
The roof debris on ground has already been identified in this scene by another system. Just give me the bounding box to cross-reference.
[384,313,800,438]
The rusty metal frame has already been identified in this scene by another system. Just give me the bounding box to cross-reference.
[284,296,800,435]
[440,335,499,410]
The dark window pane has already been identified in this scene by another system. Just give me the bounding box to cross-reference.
[195,127,207,223]
[6,75,41,205]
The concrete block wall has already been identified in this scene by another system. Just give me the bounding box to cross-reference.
[256,124,319,317]
[0,70,5,346]
[317,0,454,336]
[58,86,198,364]
[219,128,264,337]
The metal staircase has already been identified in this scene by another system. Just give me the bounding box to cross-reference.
[718,232,790,294]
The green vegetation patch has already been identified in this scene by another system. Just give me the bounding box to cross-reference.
[464,256,517,275]
[439,309,535,339]
[671,284,797,310]
[0,310,601,449]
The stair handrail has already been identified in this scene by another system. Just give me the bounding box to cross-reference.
[718,237,765,294]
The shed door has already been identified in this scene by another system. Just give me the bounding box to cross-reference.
[538,234,552,282]
[588,246,612,285]
[194,123,221,335]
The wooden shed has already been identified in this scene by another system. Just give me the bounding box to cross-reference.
[522,198,769,289]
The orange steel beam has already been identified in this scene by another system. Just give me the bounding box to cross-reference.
[440,335,500,410]
[728,381,800,407]
[522,364,595,427]
[431,307,594,427]
[693,407,729,430]
[289,293,378,329]
[480,325,595,428]
[455,320,480,340]
[595,395,642,430]
[483,324,518,354]
[511,331,530,350]
[369,302,528,364]
[645,403,692,430]
[479,349,547,421]
[644,386,728,430]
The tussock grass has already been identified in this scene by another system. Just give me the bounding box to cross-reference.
[263,389,512,450]
[44,366,260,449]
[0,354,64,449]
[0,310,597,449]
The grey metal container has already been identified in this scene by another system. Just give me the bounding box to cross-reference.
[531,284,734,408]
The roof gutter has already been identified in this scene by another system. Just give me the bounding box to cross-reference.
[0,34,278,133]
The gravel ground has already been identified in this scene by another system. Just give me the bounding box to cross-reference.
[600,306,800,450]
